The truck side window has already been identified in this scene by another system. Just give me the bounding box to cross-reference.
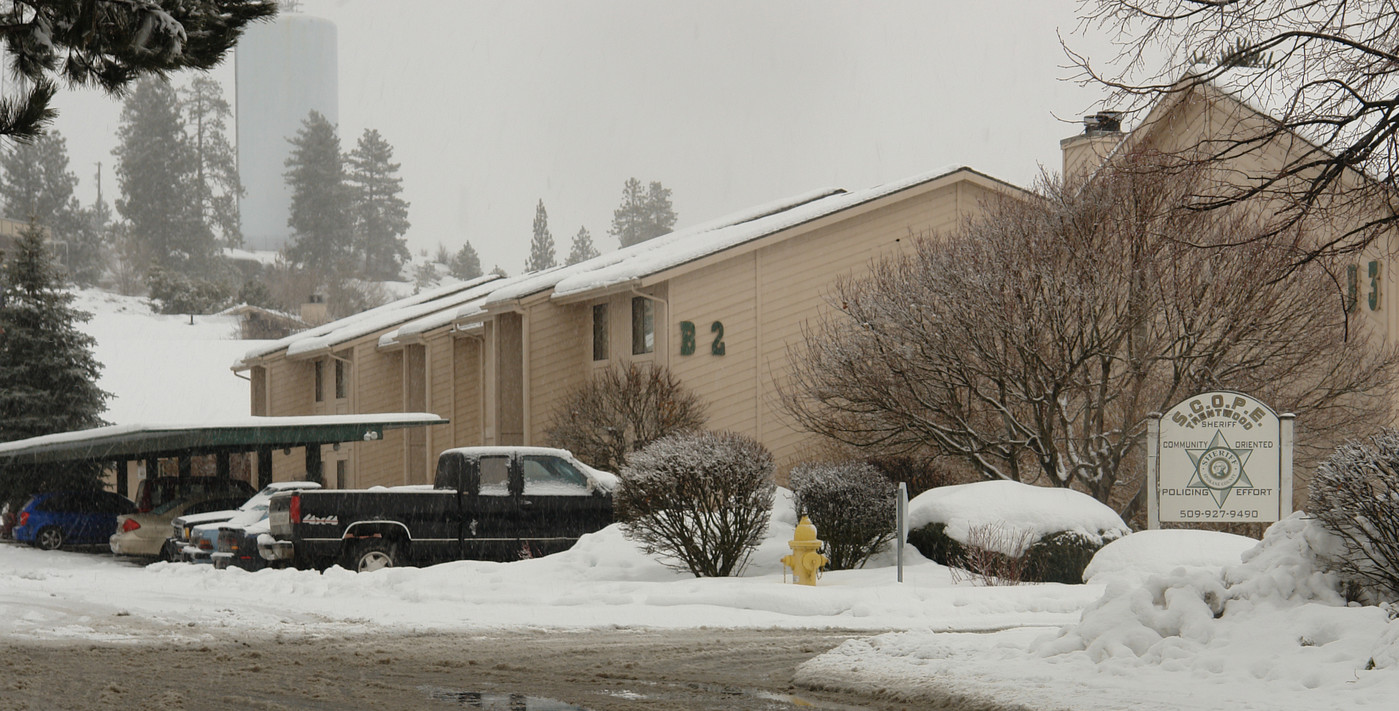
[479,456,511,495]
[521,456,590,495]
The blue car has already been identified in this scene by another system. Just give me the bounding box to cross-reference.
[13,490,138,550]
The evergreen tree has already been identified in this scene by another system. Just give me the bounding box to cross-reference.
[450,241,483,280]
[347,128,411,280]
[0,1,276,140]
[645,181,677,238]
[566,225,599,265]
[284,111,355,277]
[179,75,242,247]
[0,131,77,227]
[525,199,556,272]
[0,130,107,283]
[114,77,212,274]
[62,197,108,287]
[0,221,110,506]
[610,178,677,247]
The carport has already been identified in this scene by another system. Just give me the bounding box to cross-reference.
[0,413,449,496]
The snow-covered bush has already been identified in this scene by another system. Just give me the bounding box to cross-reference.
[615,431,775,577]
[906,480,1129,584]
[790,461,896,570]
[1310,431,1399,603]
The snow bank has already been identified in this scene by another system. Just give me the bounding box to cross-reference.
[907,480,1130,554]
[1083,529,1258,586]
[1036,514,1399,680]
[798,514,1399,710]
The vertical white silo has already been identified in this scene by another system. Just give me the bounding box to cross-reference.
[236,12,338,252]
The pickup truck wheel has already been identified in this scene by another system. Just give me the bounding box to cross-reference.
[346,539,399,572]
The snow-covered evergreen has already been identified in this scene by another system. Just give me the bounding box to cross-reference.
[0,225,110,505]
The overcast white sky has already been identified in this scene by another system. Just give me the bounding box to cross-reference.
[48,0,1118,275]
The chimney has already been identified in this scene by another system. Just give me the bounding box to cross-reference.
[1061,111,1125,185]
[300,293,328,326]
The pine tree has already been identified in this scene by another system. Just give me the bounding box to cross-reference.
[0,1,276,140]
[645,181,677,239]
[0,131,77,227]
[347,128,411,280]
[284,111,355,278]
[450,241,483,280]
[180,75,242,247]
[0,221,111,505]
[566,226,599,265]
[525,199,556,272]
[610,178,677,247]
[114,77,212,274]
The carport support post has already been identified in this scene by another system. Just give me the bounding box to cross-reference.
[305,444,323,485]
[216,451,230,479]
[116,460,128,497]
[178,454,192,482]
[144,456,159,481]
[258,446,273,488]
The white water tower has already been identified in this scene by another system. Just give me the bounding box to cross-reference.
[235,11,338,252]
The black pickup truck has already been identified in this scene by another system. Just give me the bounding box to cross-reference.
[260,446,617,572]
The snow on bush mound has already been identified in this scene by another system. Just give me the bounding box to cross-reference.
[908,480,1130,554]
[1083,529,1258,586]
[1036,513,1399,680]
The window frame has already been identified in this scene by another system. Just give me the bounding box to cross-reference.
[334,357,349,400]
[631,296,655,356]
[592,303,609,361]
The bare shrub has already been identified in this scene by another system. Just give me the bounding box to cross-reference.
[1310,431,1399,603]
[615,431,775,578]
[947,523,1035,587]
[789,461,896,570]
[546,363,707,471]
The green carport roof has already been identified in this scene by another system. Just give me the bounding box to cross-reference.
[0,413,449,466]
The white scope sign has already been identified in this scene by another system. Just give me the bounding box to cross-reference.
[1156,392,1284,524]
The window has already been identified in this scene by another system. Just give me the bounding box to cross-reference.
[522,456,590,495]
[334,358,349,399]
[479,456,511,494]
[314,360,324,402]
[592,303,609,361]
[631,296,654,355]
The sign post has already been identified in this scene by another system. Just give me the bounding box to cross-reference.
[1150,391,1292,528]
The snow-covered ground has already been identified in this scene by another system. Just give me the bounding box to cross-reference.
[73,289,264,424]
[3,491,1396,709]
[7,289,1392,708]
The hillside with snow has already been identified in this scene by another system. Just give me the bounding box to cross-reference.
[72,289,266,426]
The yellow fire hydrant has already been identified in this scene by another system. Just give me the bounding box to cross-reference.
[781,516,829,586]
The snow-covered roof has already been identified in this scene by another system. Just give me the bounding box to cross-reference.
[266,167,1014,359]
[551,166,983,301]
[236,275,501,366]
[0,413,450,456]
[480,186,847,309]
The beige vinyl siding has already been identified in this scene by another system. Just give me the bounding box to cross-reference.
[426,333,454,474]
[352,344,404,488]
[264,357,314,478]
[452,335,483,447]
[668,256,759,438]
[526,300,588,445]
[662,179,994,472]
